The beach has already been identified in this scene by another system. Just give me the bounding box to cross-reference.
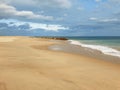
[0,36,120,90]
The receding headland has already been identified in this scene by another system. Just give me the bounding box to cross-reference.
[0,36,120,90]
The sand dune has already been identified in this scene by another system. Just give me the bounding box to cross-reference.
[0,36,120,90]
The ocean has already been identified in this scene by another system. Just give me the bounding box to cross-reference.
[66,36,120,58]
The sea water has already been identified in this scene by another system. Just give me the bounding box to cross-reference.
[67,37,120,58]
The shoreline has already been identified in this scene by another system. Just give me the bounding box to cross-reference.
[0,36,120,90]
[49,40,120,64]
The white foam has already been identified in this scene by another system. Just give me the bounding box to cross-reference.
[69,40,120,58]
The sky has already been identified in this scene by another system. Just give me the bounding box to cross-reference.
[0,0,120,36]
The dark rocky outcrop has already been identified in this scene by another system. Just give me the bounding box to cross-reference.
[33,36,68,40]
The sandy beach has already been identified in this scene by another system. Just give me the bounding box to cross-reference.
[0,36,120,90]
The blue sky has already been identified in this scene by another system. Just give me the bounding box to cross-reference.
[0,0,120,36]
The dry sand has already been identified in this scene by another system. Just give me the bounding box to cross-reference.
[0,36,120,90]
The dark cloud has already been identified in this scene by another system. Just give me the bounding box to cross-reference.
[0,22,68,36]
[0,23,8,27]
[18,24,31,30]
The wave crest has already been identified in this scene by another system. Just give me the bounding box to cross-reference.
[69,40,120,58]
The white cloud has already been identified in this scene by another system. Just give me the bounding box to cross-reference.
[29,23,68,31]
[0,3,53,20]
[0,0,72,9]
[89,17,119,22]
[100,19,118,22]
[0,19,69,31]
[89,17,98,20]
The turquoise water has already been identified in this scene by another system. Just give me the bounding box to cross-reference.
[67,37,120,50]
[66,36,120,58]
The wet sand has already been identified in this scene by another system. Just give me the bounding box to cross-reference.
[49,41,120,64]
[0,36,120,90]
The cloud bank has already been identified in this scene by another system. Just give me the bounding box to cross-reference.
[0,0,120,36]
[0,0,72,9]
[0,3,53,20]
[0,19,69,31]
